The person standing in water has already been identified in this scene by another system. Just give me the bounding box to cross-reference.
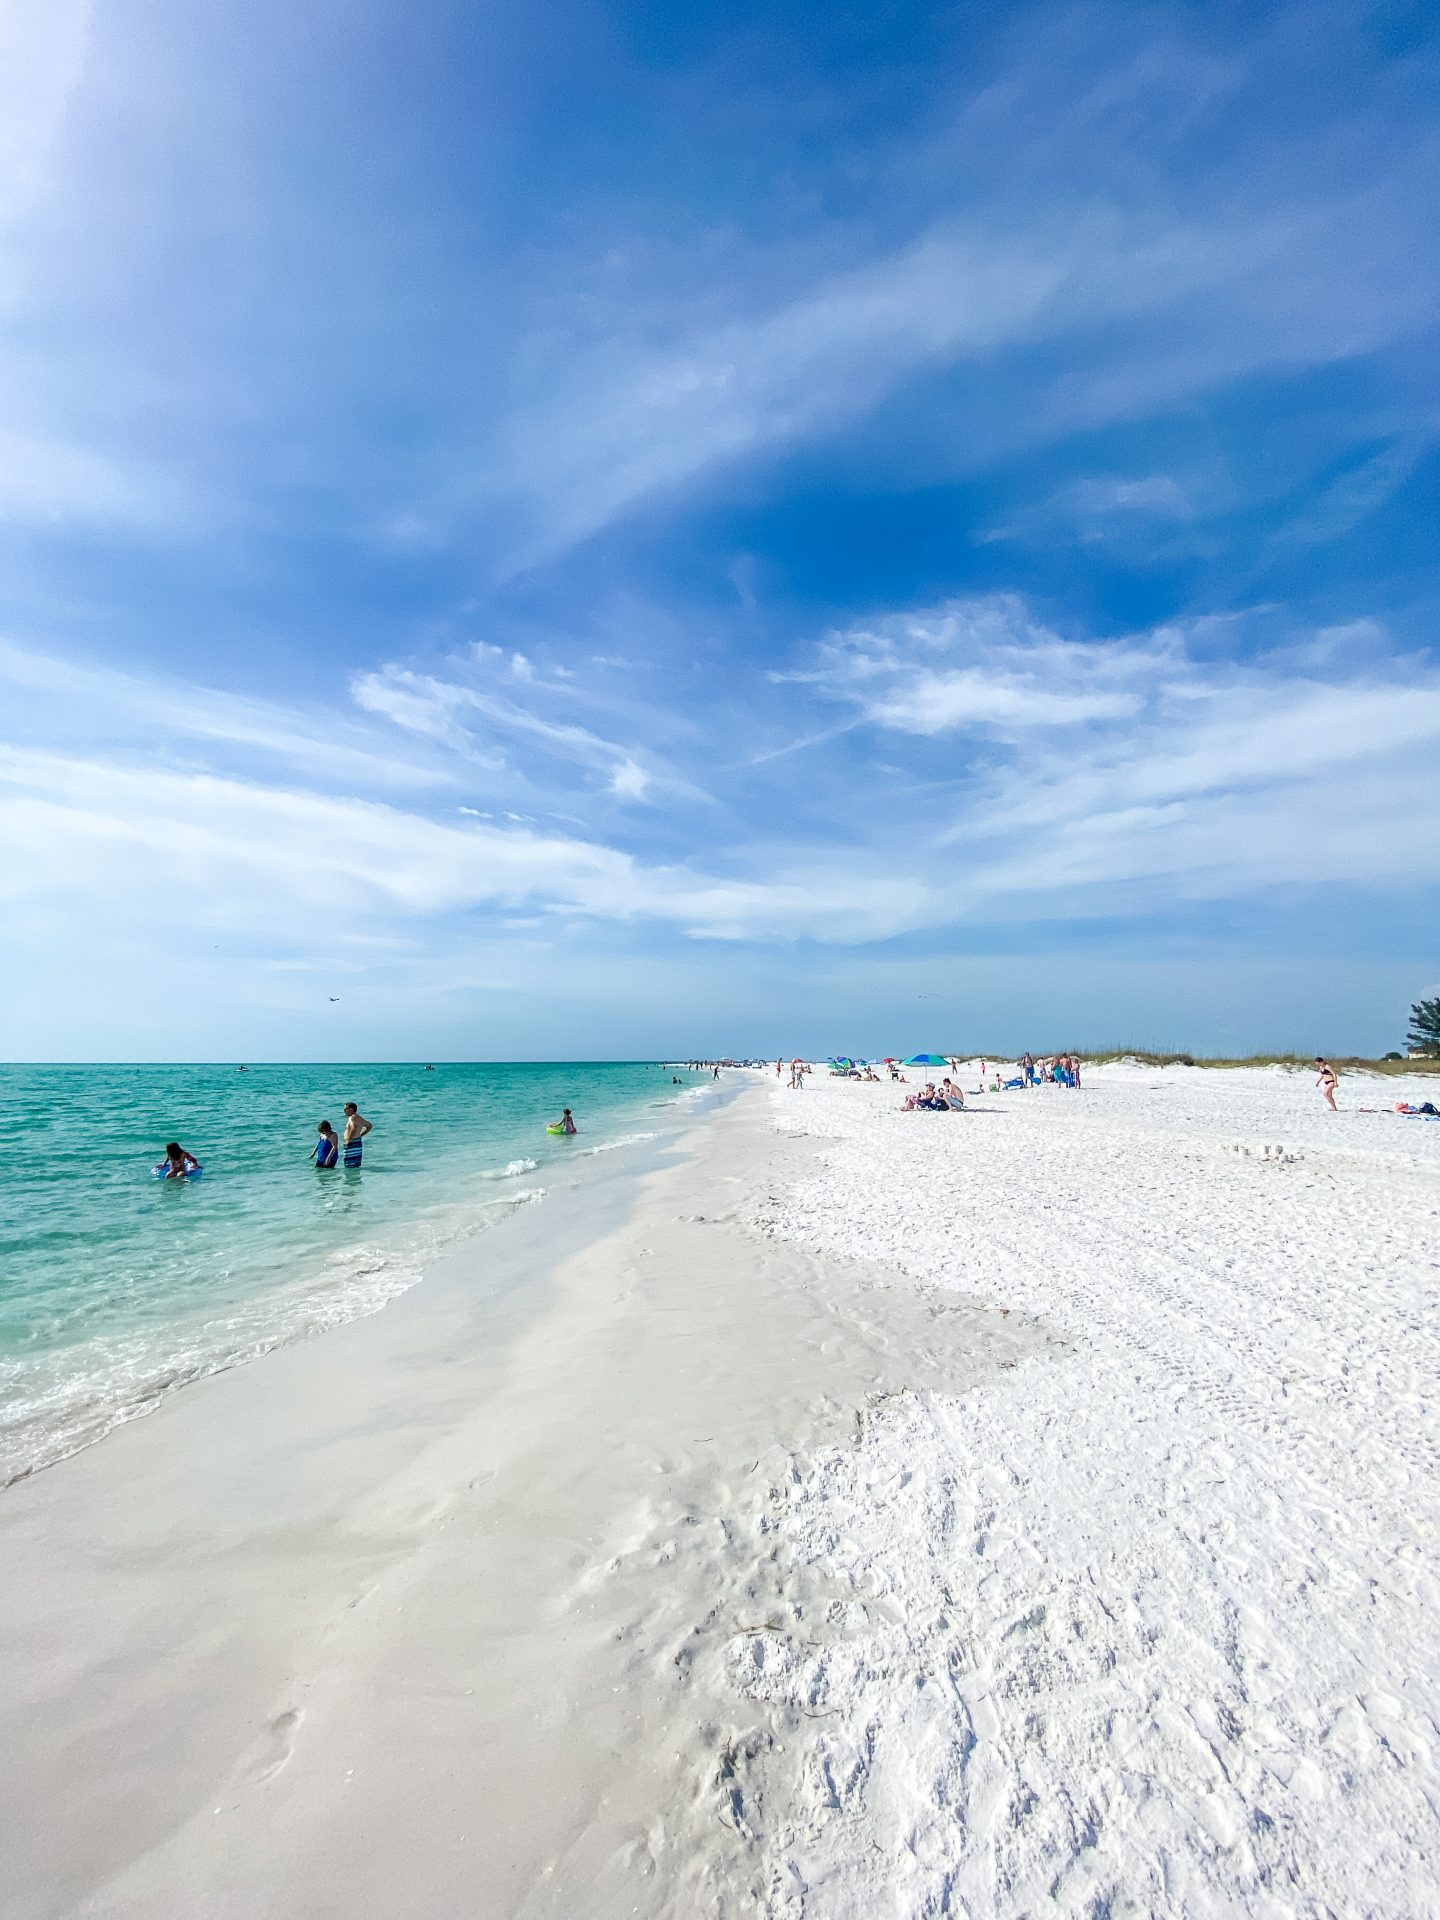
[1315,1057,1339,1111]
[342,1101,373,1168]
[313,1121,339,1168]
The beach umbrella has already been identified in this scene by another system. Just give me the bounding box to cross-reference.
[904,1052,950,1067]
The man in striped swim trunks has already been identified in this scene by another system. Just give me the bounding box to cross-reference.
[342,1102,373,1167]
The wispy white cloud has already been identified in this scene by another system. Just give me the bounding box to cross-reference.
[1270,437,1433,549]
[474,107,1439,565]
[0,0,91,230]
[979,470,1204,543]
[0,741,928,948]
[489,216,1227,564]
[0,746,639,923]
[609,757,651,800]
[0,637,452,789]
[3,597,1435,971]
[0,5,187,533]
[792,596,1162,736]
[1063,475,1196,518]
[958,672,1440,841]
[350,653,708,805]
[0,427,190,529]
[772,592,1440,918]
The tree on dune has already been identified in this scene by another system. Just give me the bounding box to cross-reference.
[1406,996,1440,1055]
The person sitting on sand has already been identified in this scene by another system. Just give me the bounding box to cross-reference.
[312,1121,339,1168]
[1315,1058,1339,1111]
[155,1141,201,1178]
[940,1078,965,1108]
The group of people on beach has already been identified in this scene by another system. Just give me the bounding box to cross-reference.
[896,1056,1083,1108]
[1017,1053,1082,1087]
[154,1101,374,1179]
[312,1103,374,1169]
[773,1059,815,1088]
[156,1093,590,1184]
[902,1078,966,1111]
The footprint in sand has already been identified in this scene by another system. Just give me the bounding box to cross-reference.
[248,1708,303,1784]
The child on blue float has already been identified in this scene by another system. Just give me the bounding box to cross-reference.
[153,1142,201,1178]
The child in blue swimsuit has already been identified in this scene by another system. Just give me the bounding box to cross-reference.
[312,1122,339,1168]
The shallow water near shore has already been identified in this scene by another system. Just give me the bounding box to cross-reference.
[0,1060,704,1481]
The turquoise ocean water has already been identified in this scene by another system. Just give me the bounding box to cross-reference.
[0,1061,707,1483]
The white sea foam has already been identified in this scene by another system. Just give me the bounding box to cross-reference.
[482,1185,546,1209]
[578,1131,657,1156]
[479,1156,539,1179]
[0,1252,425,1486]
[0,1186,556,1485]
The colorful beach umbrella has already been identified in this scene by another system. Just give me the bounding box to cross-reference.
[904,1052,950,1067]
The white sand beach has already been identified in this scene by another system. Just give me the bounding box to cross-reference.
[748,1063,1440,1916]
[3,1065,1438,1918]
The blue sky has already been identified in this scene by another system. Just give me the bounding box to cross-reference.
[1,0,1437,1059]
